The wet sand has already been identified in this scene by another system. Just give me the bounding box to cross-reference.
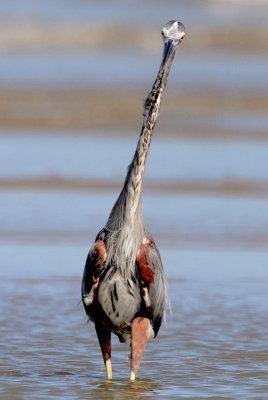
[1,18,268,53]
[0,88,267,139]
[1,176,268,198]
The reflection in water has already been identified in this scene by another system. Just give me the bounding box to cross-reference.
[92,379,162,400]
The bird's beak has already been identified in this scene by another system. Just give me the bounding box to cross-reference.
[161,39,175,67]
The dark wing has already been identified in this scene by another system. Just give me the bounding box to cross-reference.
[136,239,167,337]
[81,238,106,313]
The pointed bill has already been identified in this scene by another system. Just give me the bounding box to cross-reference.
[161,20,186,67]
[161,39,175,67]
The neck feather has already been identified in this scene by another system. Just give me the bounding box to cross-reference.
[120,63,172,223]
[104,56,174,276]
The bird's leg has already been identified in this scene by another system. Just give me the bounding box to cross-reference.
[95,319,112,379]
[129,240,155,380]
[130,317,153,381]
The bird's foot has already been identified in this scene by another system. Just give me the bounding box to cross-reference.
[130,370,136,381]
[105,359,112,379]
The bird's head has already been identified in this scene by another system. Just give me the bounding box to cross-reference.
[161,20,186,67]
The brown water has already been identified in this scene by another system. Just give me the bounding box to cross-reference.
[0,244,267,399]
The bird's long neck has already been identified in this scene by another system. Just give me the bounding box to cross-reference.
[105,52,174,276]
[108,57,175,231]
[121,56,174,223]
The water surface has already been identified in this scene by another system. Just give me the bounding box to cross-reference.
[1,51,267,94]
[2,134,268,182]
[1,1,268,396]
[0,244,267,399]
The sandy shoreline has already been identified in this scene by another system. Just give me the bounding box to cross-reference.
[1,176,267,197]
[1,21,268,53]
[1,227,267,250]
[0,88,267,139]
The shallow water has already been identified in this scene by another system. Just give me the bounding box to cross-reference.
[2,133,268,182]
[1,133,268,248]
[1,0,267,26]
[0,244,267,399]
[1,130,268,398]
[1,1,268,397]
[1,189,268,249]
[1,134,268,397]
[1,50,268,94]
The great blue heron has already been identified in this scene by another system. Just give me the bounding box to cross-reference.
[82,20,186,381]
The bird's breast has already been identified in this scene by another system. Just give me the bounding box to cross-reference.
[98,271,141,328]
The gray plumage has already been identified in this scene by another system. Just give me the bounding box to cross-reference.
[81,20,186,380]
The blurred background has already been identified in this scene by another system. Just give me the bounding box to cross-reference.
[1,1,268,398]
[1,0,268,248]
